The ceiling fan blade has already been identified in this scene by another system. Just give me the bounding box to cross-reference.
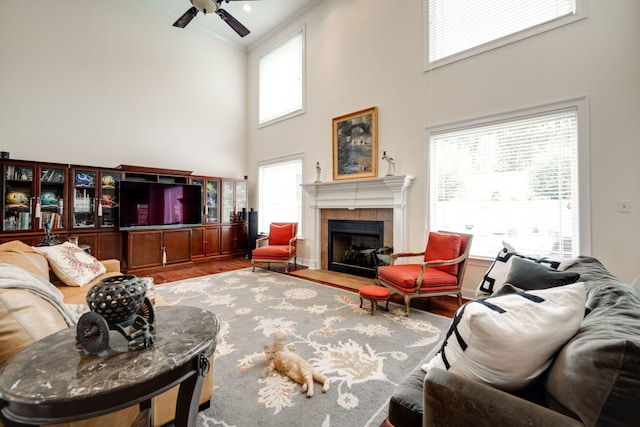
[216,9,251,37]
[173,7,198,28]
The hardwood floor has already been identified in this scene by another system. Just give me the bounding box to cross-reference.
[146,258,461,318]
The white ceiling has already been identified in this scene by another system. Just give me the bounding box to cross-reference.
[152,0,319,48]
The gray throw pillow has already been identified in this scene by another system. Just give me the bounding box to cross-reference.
[506,256,580,290]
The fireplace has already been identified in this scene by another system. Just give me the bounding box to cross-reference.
[302,175,414,271]
[328,220,386,278]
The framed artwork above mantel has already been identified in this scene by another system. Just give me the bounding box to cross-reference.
[332,106,378,180]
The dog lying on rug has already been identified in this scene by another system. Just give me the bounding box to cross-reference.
[263,334,330,397]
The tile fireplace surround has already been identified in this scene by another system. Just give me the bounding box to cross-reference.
[302,175,414,270]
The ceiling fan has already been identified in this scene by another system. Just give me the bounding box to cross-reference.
[173,0,258,37]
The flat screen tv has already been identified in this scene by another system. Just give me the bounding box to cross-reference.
[119,181,202,230]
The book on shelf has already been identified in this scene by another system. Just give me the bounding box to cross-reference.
[5,166,33,181]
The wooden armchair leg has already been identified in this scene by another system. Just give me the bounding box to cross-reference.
[251,260,255,272]
[404,296,410,317]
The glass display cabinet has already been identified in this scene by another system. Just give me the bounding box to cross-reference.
[221,179,247,223]
[2,161,67,233]
[71,168,97,229]
[38,166,66,231]
[205,179,219,223]
[98,171,120,228]
[70,167,122,230]
[3,163,34,231]
[221,180,235,223]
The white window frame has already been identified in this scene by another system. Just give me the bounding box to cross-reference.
[257,153,304,235]
[423,0,586,70]
[258,26,305,127]
[425,97,591,259]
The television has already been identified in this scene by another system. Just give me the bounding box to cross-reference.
[119,181,202,230]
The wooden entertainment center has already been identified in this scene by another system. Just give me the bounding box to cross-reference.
[0,159,248,274]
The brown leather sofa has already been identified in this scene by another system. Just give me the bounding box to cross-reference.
[0,241,214,427]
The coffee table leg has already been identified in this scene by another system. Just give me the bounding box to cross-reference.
[174,360,206,427]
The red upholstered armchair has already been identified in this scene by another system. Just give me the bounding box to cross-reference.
[376,231,473,316]
[251,223,298,273]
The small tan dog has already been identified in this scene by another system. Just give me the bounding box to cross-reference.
[263,334,329,397]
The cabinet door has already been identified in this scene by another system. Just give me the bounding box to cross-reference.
[97,231,123,261]
[191,227,205,259]
[37,165,66,232]
[3,163,34,231]
[98,171,121,228]
[236,223,248,253]
[221,181,234,223]
[163,229,191,264]
[205,227,221,256]
[205,180,219,224]
[221,225,235,254]
[71,168,97,229]
[236,181,247,218]
[221,224,247,255]
[127,231,163,270]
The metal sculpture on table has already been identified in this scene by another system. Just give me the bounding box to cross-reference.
[76,275,155,354]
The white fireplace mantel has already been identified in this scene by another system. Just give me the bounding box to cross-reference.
[302,175,414,269]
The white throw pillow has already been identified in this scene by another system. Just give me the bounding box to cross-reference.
[422,282,585,391]
[476,242,578,296]
[33,242,106,287]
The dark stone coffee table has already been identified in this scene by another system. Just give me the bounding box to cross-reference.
[0,305,218,427]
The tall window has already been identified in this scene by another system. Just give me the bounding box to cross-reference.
[259,27,305,126]
[425,0,584,67]
[428,98,589,259]
[258,155,303,234]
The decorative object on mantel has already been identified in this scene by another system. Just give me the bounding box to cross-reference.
[332,106,378,180]
[382,151,396,176]
[76,275,155,354]
[315,161,322,183]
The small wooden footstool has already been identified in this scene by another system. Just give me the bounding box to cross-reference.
[359,285,390,315]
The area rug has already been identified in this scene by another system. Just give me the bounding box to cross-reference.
[153,268,451,427]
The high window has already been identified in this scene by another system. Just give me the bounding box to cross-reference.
[427,98,589,259]
[258,27,305,126]
[425,0,585,68]
[258,155,303,234]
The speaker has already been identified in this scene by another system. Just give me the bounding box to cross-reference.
[248,210,258,258]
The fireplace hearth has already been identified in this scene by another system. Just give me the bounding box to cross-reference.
[328,220,388,278]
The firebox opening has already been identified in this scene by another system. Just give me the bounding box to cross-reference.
[328,220,386,278]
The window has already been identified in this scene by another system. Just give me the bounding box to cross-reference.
[258,155,303,234]
[259,27,305,126]
[425,0,585,68]
[427,98,589,259]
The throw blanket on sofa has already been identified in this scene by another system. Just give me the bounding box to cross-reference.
[0,262,85,326]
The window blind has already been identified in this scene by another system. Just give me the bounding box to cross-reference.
[258,158,302,234]
[259,30,304,125]
[428,0,577,64]
[429,108,579,258]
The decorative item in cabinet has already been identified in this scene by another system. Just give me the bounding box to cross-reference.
[38,166,66,231]
[98,172,120,227]
[71,169,96,228]
[3,164,33,231]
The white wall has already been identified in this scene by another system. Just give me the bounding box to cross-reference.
[247,0,640,291]
[0,0,248,178]
[1,0,637,291]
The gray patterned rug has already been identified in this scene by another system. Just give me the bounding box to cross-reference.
[153,268,451,427]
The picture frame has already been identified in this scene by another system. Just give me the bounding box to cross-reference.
[332,106,378,180]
